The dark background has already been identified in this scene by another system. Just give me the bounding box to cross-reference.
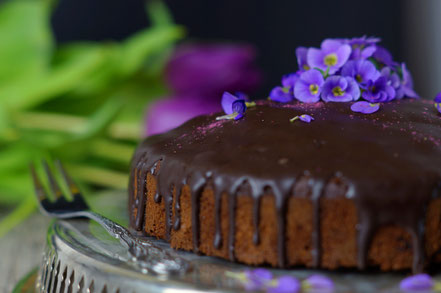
[51,0,405,97]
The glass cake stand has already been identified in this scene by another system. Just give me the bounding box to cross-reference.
[17,191,430,293]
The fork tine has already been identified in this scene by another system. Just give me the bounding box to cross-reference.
[42,160,63,199]
[55,160,81,196]
[30,164,47,201]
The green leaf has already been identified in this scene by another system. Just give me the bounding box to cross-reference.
[0,0,53,84]
[0,197,36,237]
[118,25,185,77]
[1,46,108,110]
[146,0,174,27]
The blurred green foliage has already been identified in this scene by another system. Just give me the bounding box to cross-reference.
[0,0,185,236]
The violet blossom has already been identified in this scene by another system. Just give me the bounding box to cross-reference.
[400,274,434,292]
[269,86,294,103]
[307,39,352,74]
[344,36,380,60]
[244,269,273,291]
[268,276,301,293]
[321,76,360,102]
[381,67,404,99]
[350,101,380,114]
[341,60,380,86]
[296,47,310,71]
[434,92,441,114]
[290,114,314,123]
[217,91,247,120]
[303,275,335,292]
[373,45,398,68]
[400,63,419,99]
[361,76,396,103]
[293,69,325,103]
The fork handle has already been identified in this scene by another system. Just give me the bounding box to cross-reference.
[60,210,190,275]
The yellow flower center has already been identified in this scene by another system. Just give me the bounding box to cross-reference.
[303,64,310,70]
[356,74,363,83]
[324,53,338,66]
[332,86,345,96]
[309,84,319,95]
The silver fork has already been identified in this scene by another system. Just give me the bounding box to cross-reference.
[31,160,190,275]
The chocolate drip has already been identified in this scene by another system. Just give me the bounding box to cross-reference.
[128,99,441,272]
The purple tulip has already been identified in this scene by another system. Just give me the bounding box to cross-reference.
[268,276,300,293]
[321,76,360,102]
[400,63,419,99]
[145,96,220,136]
[165,43,262,97]
[307,39,352,74]
[362,76,396,103]
[293,69,325,103]
[400,274,434,292]
[269,86,294,103]
[341,60,380,86]
[350,101,380,114]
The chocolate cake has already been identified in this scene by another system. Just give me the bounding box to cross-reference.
[128,98,441,273]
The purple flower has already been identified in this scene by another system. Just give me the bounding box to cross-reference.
[341,60,380,86]
[269,86,294,103]
[345,36,380,60]
[401,63,419,99]
[219,92,247,120]
[434,92,441,114]
[400,274,434,292]
[268,276,301,293]
[296,47,310,71]
[145,96,220,135]
[361,76,395,102]
[321,76,360,102]
[282,72,301,89]
[373,46,398,68]
[307,39,352,74]
[290,114,314,123]
[293,69,325,103]
[303,275,335,293]
[165,43,262,97]
[244,269,273,291]
[381,67,403,99]
[350,101,380,114]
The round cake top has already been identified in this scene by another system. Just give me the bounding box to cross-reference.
[140,98,441,200]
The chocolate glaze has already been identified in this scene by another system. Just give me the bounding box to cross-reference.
[128,99,441,272]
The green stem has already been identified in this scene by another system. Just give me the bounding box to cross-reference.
[66,163,128,189]
[13,111,141,140]
[0,197,36,238]
[91,139,135,164]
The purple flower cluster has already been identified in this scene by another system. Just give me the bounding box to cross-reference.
[269,36,419,107]
[227,269,334,293]
[434,92,441,114]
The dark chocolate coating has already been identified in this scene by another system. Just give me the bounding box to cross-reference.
[129,99,441,273]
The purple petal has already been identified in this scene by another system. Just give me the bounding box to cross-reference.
[221,92,239,115]
[332,44,352,73]
[268,276,301,293]
[373,46,398,67]
[244,268,273,291]
[400,274,434,291]
[351,101,380,114]
[270,86,294,103]
[296,47,310,70]
[293,70,324,103]
[282,72,301,88]
[304,275,335,292]
[232,99,247,116]
[321,76,359,102]
[290,114,314,123]
[321,39,343,53]
[307,48,325,71]
[145,96,220,136]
